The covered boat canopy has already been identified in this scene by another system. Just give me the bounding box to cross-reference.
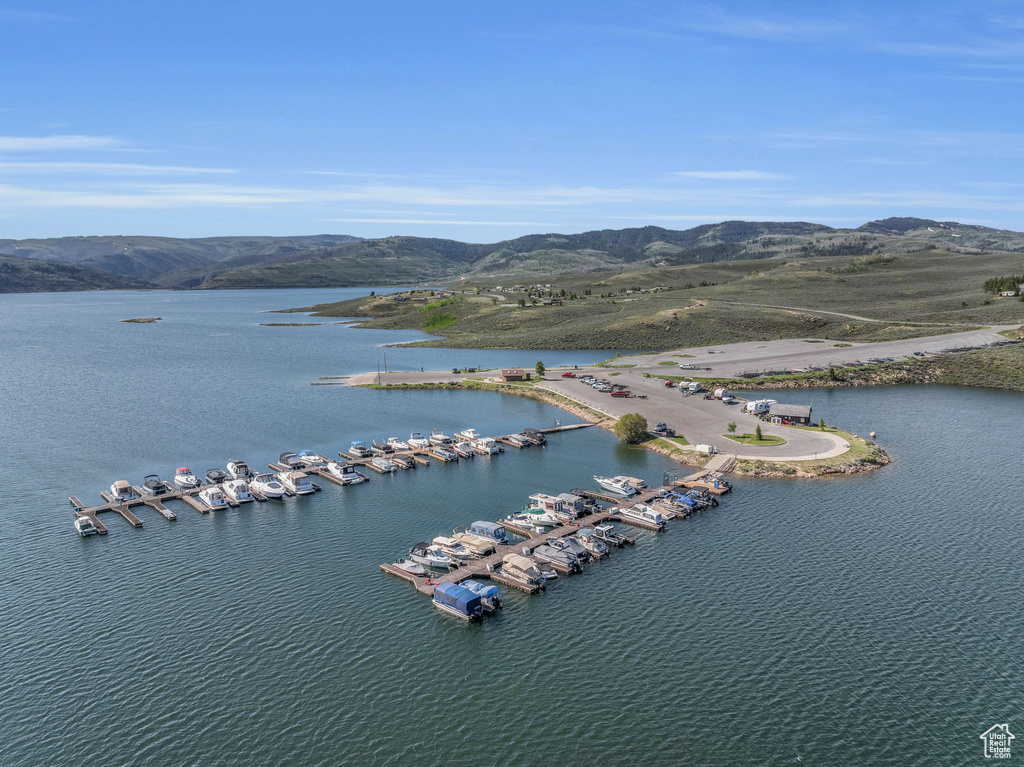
[460,579,499,599]
[470,521,506,537]
[433,582,482,614]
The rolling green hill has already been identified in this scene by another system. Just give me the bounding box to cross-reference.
[0,255,153,293]
[6,218,1024,292]
[279,248,1024,349]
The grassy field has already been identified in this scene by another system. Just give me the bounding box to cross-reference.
[278,248,1023,350]
[723,433,787,446]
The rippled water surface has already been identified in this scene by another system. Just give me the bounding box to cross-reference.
[1,289,1022,766]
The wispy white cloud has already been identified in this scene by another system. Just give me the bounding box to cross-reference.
[0,161,235,175]
[675,170,790,180]
[0,135,127,151]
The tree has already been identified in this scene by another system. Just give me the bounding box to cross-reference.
[727,422,737,434]
[535,361,545,377]
[517,298,526,307]
[614,413,649,444]
[755,425,763,441]
[818,418,825,429]
[369,290,376,297]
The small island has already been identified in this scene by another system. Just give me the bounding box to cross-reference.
[120,317,162,323]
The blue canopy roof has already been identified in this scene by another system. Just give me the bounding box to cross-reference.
[461,579,499,599]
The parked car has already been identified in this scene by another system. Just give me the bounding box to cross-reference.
[561,372,576,378]
[664,380,675,387]
[610,391,630,397]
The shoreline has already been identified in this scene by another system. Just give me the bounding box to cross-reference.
[354,378,890,479]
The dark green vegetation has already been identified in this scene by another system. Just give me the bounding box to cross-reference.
[724,432,787,446]
[613,413,649,444]
[0,255,152,293]
[120,317,161,323]
[8,217,1024,292]
[281,247,1024,349]
[984,274,1024,294]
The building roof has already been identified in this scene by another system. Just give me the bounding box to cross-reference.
[500,368,525,375]
[769,403,812,418]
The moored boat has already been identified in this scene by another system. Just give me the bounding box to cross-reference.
[432,582,483,621]
[432,536,475,561]
[431,446,458,462]
[454,428,480,441]
[428,429,452,446]
[468,520,508,545]
[453,529,496,556]
[409,542,457,570]
[594,476,637,495]
[198,486,229,510]
[370,441,394,456]
[251,472,285,498]
[407,432,430,449]
[297,450,326,467]
[392,558,427,577]
[326,461,366,484]
[74,515,98,537]
[348,441,373,458]
[277,471,315,495]
[205,468,230,486]
[593,523,629,547]
[109,480,138,503]
[389,454,415,470]
[226,459,254,480]
[386,436,410,450]
[141,474,169,495]
[451,442,475,459]
[173,467,201,489]
[224,479,254,503]
[370,456,397,473]
[575,527,610,557]
[279,452,303,469]
[618,503,666,529]
[460,579,502,613]
[500,553,544,587]
[471,437,500,455]
[532,543,582,573]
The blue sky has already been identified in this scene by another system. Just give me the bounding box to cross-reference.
[2,1,1024,240]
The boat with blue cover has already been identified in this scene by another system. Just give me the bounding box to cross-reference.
[432,582,483,621]
[460,579,502,613]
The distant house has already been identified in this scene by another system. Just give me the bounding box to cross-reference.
[768,403,813,425]
[500,369,531,382]
[541,298,554,305]
[999,290,1019,297]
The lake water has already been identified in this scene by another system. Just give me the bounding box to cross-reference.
[2,289,1022,766]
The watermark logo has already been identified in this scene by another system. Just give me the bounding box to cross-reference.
[980,724,1015,759]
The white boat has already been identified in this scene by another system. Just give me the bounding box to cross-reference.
[370,457,397,473]
[226,459,254,480]
[451,442,475,459]
[173,467,201,489]
[348,441,373,458]
[74,516,98,537]
[408,432,430,449]
[471,437,500,455]
[386,437,410,450]
[432,536,475,561]
[326,461,366,484]
[594,476,637,495]
[223,479,254,503]
[505,434,531,448]
[198,486,229,510]
[502,512,555,533]
[428,429,453,446]
[409,542,457,569]
[251,472,285,498]
[526,494,569,525]
[392,559,427,577]
[278,471,315,495]
[109,480,138,503]
[501,553,544,586]
[619,503,666,529]
[297,450,326,467]
[455,428,480,441]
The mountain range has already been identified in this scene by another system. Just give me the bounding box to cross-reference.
[2,217,1023,293]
